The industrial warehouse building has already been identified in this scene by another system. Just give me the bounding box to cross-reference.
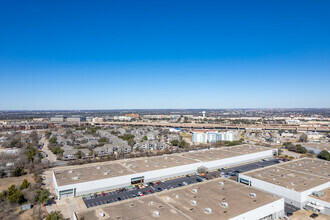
[53,144,277,199]
[238,158,330,215]
[73,178,285,220]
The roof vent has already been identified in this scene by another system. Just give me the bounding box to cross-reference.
[154,211,160,216]
[175,195,179,199]
[99,212,105,217]
[192,189,197,193]
[205,208,212,213]
[257,173,261,177]
[221,202,228,208]
[249,193,256,198]
[191,200,197,205]
[219,182,224,186]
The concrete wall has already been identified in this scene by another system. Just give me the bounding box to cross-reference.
[231,198,285,220]
[55,149,275,199]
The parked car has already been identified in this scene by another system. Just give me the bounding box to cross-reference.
[310,213,318,218]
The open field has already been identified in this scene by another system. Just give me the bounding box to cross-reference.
[0,174,35,192]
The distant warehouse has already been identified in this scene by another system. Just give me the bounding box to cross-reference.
[238,158,330,215]
[52,145,276,199]
[73,178,285,220]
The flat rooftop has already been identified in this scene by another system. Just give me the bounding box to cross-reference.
[54,145,271,186]
[310,187,330,203]
[75,178,281,220]
[243,158,329,192]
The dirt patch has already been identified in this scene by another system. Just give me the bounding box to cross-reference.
[17,204,46,220]
[291,209,329,220]
[0,174,35,192]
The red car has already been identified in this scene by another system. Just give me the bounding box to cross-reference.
[156,182,160,185]
[102,192,106,196]
[148,190,152,193]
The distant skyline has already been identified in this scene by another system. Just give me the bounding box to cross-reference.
[1,0,330,110]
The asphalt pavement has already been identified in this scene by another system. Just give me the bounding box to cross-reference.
[83,158,282,208]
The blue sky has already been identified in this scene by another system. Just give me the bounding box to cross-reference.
[0,0,329,110]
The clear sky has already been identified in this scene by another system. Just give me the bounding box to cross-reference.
[0,0,329,110]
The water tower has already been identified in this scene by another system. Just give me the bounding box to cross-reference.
[202,111,206,118]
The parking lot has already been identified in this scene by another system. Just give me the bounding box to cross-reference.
[83,158,284,208]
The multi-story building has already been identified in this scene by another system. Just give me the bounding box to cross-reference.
[192,130,236,143]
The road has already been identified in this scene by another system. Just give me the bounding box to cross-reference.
[99,121,330,132]
[39,134,58,163]
[83,158,281,208]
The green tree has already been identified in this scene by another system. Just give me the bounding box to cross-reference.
[0,170,5,178]
[49,137,57,144]
[7,185,25,204]
[11,166,26,177]
[75,150,83,159]
[46,211,63,220]
[26,144,36,162]
[37,189,50,204]
[100,137,107,143]
[178,140,187,148]
[20,179,30,190]
[318,150,330,161]
[51,146,63,155]
[143,136,148,141]
[171,140,179,146]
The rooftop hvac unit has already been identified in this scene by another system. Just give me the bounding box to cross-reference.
[97,166,101,170]
[249,193,256,198]
[68,170,73,173]
[192,189,197,193]
[104,172,108,175]
[175,195,179,199]
[205,208,212,213]
[312,191,324,197]
[99,212,105,217]
[191,200,197,205]
[290,182,295,186]
[73,176,79,180]
[77,173,82,176]
[219,182,224,186]
[221,202,228,207]
[154,211,160,216]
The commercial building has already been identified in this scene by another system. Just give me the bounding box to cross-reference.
[192,130,236,143]
[66,115,86,123]
[50,115,65,123]
[125,113,140,119]
[73,178,284,220]
[113,116,132,121]
[53,145,276,199]
[305,187,330,215]
[238,158,330,210]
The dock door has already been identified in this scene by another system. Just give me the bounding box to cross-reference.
[131,176,144,185]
